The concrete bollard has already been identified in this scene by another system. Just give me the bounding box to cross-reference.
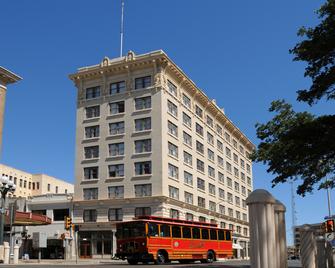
[246,189,278,268]
[274,200,287,268]
[0,245,4,262]
[3,242,9,264]
[13,245,19,264]
[300,225,316,268]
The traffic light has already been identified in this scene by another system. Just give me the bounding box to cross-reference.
[64,216,72,230]
[325,219,334,233]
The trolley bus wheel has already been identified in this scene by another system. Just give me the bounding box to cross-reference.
[127,259,138,265]
[156,250,168,264]
[201,250,215,263]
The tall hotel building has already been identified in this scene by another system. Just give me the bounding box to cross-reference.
[69,50,254,259]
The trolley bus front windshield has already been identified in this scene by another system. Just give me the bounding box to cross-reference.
[116,222,146,239]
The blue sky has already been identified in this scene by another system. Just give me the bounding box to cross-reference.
[1,0,332,244]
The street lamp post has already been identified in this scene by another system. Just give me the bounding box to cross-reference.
[0,175,16,245]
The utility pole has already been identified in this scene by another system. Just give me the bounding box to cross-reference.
[120,0,125,57]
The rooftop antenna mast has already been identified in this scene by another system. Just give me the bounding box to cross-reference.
[120,0,125,57]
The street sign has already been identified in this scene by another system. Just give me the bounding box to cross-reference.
[325,232,335,242]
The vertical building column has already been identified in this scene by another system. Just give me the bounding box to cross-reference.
[0,86,7,158]
[315,236,326,268]
[246,189,278,268]
[300,225,316,268]
[274,200,287,268]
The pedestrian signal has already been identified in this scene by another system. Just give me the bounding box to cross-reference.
[326,219,334,233]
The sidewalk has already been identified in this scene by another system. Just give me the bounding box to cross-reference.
[18,258,127,265]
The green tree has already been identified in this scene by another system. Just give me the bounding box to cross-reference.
[252,0,335,196]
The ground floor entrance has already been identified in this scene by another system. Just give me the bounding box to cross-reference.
[78,231,113,259]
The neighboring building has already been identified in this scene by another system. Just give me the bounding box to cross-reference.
[0,164,74,197]
[0,67,22,157]
[69,50,254,258]
[294,223,323,254]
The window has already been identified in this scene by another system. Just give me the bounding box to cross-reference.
[169,186,179,200]
[184,171,193,185]
[220,222,226,229]
[109,121,125,135]
[216,125,223,136]
[84,146,99,159]
[110,101,125,114]
[108,186,124,198]
[148,223,159,237]
[170,209,179,219]
[110,81,126,94]
[83,209,97,222]
[242,186,246,196]
[135,161,152,175]
[135,96,151,110]
[32,210,46,215]
[109,143,124,156]
[228,208,234,218]
[235,196,241,206]
[208,166,215,178]
[243,227,248,236]
[236,211,241,220]
[206,115,213,128]
[186,213,194,221]
[53,209,69,221]
[135,76,151,89]
[85,106,100,119]
[234,167,239,177]
[233,139,238,149]
[227,192,233,203]
[192,227,201,239]
[226,147,231,158]
[240,159,245,169]
[218,172,224,183]
[198,217,206,223]
[243,213,247,221]
[209,183,216,195]
[135,139,151,153]
[226,162,232,173]
[159,224,170,237]
[239,145,245,155]
[218,156,224,167]
[219,206,226,217]
[55,186,58,193]
[202,229,209,240]
[208,149,214,161]
[198,196,205,208]
[241,172,246,182]
[24,180,27,188]
[197,178,205,191]
[247,176,252,185]
[207,132,214,145]
[227,177,232,188]
[19,179,22,187]
[167,121,178,137]
[86,86,100,99]
[196,141,204,154]
[172,226,181,237]
[108,164,124,177]
[182,94,191,109]
[168,142,178,158]
[183,131,192,146]
[184,192,193,204]
[108,208,123,221]
[242,199,247,208]
[217,140,223,151]
[195,123,203,136]
[168,163,179,179]
[247,164,251,174]
[209,201,216,212]
[135,207,151,217]
[234,182,240,192]
[233,153,238,163]
[195,105,203,118]
[135,117,151,131]
[183,151,192,165]
[83,188,98,200]
[85,125,99,138]
[167,100,178,117]
[36,182,39,190]
[219,188,225,200]
[28,182,31,189]
[225,132,231,143]
[84,167,99,180]
[183,112,191,127]
[167,80,177,96]
[197,159,204,172]
[134,184,152,197]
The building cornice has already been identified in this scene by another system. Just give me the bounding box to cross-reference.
[0,66,22,85]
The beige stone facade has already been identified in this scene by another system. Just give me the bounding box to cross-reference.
[0,164,74,198]
[69,50,254,258]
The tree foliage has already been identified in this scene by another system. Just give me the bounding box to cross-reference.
[252,0,335,196]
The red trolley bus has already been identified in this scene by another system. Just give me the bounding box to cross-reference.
[116,216,233,265]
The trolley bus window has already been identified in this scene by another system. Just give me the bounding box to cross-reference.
[118,222,145,238]
[201,228,209,240]
[182,227,191,238]
[172,226,181,238]
[148,223,158,237]
[225,230,231,241]
[218,230,225,240]
[192,227,200,239]
[210,229,218,240]
[160,224,171,237]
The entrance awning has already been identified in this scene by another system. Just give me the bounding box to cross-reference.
[5,211,51,226]
[233,243,243,250]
